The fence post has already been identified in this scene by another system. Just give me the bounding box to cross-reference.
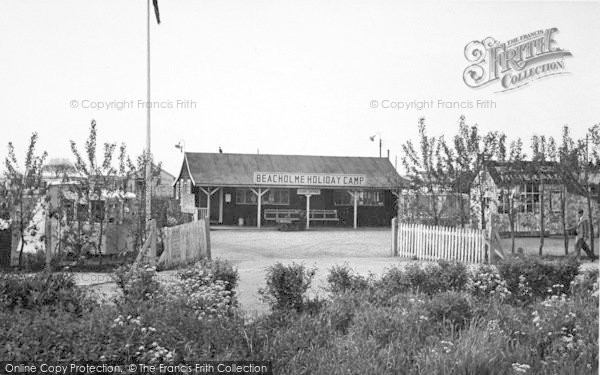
[391,218,398,257]
[205,218,212,260]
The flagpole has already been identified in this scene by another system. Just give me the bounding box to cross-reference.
[145,0,152,225]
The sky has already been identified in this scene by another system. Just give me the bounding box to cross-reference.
[1,0,599,176]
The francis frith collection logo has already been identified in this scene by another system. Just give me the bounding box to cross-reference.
[463,28,572,92]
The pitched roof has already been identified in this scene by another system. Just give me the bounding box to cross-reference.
[178,152,405,189]
[130,163,175,180]
[485,160,564,186]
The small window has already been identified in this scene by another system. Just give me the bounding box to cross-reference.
[334,190,352,206]
[497,191,510,214]
[263,189,290,205]
[520,183,539,213]
[90,200,105,221]
[550,190,562,214]
[236,189,257,205]
[359,191,384,206]
[334,190,384,206]
[63,199,74,222]
[77,203,88,221]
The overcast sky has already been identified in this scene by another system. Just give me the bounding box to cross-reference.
[1,0,599,175]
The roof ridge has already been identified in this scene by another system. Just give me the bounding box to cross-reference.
[184,151,386,159]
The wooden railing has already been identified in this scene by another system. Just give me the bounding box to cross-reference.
[198,207,209,219]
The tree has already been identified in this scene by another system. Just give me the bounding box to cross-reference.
[531,135,558,256]
[69,119,134,258]
[446,116,482,228]
[583,124,600,254]
[556,126,579,255]
[504,138,526,255]
[402,118,454,225]
[3,133,47,268]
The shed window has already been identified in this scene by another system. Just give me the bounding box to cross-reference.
[334,191,352,206]
[63,199,74,222]
[359,191,384,206]
[236,189,257,205]
[497,191,511,214]
[519,183,539,213]
[77,203,88,221]
[550,190,562,214]
[91,200,105,221]
[334,190,384,206]
[263,189,289,205]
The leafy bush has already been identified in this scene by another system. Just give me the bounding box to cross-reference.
[177,258,239,296]
[113,262,160,302]
[166,279,235,319]
[378,260,469,296]
[437,260,469,291]
[498,256,580,304]
[0,272,89,313]
[424,291,472,329]
[259,262,316,311]
[570,268,599,298]
[467,264,512,301]
[326,264,370,294]
[323,292,362,334]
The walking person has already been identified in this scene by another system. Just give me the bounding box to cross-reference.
[570,209,597,261]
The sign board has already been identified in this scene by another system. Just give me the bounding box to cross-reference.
[254,172,367,187]
[297,188,321,196]
[180,193,196,214]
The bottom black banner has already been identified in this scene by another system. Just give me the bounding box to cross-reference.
[0,362,273,375]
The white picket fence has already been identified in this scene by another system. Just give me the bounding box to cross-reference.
[393,221,487,264]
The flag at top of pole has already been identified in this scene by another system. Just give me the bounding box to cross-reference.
[145,0,160,225]
[153,0,161,24]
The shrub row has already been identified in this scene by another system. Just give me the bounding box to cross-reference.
[0,272,89,313]
[1,256,597,373]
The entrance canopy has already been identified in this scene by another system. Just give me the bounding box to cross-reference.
[176,152,405,189]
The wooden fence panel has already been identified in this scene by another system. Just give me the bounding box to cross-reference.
[159,219,210,268]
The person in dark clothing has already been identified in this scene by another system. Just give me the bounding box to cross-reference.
[570,209,597,261]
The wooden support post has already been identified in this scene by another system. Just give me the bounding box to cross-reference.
[150,219,157,261]
[353,191,359,229]
[218,188,224,224]
[135,219,157,264]
[250,188,269,228]
[391,217,398,257]
[257,188,262,228]
[306,194,311,230]
[205,218,211,260]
